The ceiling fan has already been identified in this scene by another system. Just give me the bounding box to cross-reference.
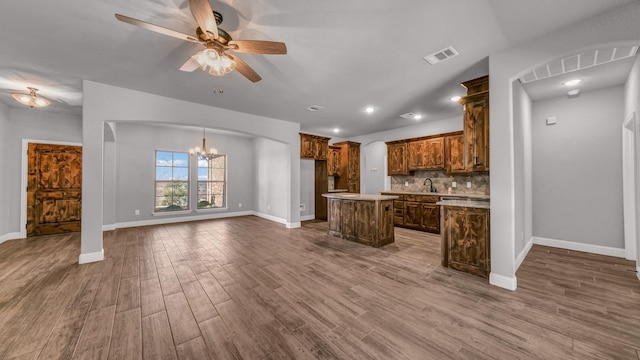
[115,0,287,82]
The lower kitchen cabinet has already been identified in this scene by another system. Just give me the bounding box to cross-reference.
[441,205,490,278]
[382,193,440,234]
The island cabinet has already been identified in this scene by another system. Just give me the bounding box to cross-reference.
[459,75,490,173]
[327,145,341,176]
[300,133,330,160]
[324,194,397,248]
[386,142,409,176]
[440,203,490,278]
[407,137,444,170]
[333,141,360,193]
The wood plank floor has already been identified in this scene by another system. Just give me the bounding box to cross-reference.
[0,216,639,359]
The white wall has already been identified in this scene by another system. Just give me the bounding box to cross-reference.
[348,116,463,196]
[623,55,640,265]
[255,138,290,222]
[0,108,82,240]
[512,81,533,266]
[489,1,640,289]
[113,123,255,224]
[0,102,10,240]
[300,159,315,219]
[532,86,624,249]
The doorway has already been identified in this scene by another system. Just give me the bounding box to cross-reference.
[25,142,82,236]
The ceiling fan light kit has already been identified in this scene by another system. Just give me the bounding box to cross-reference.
[115,0,287,83]
[11,87,51,108]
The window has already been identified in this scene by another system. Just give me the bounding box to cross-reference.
[197,155,226,209]
[155,151,189,212]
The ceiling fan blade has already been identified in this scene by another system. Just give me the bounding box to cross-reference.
[189,0,219,40]
[228,40,287,54]
[228,54,262,82]
[179,56,201,72]
[115,14,201,43]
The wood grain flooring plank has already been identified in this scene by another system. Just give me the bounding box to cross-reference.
[157,266,183,297]
[141,311,177,360]
[198,317,243,360]
[196,272,231,305]
[37,304,91,360]
[91,275,120,311]
[181,281,218,323]
[116,276,140,313]
[164,292,201,346]
[175,337,213,360]
[73,305,116,360]
[108,308,142,360]
[140,277,165,317]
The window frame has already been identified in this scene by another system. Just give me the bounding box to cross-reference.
[196,154,228,211]
[153,150,190,213]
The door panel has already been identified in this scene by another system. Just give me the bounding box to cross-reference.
[27,143,82,236]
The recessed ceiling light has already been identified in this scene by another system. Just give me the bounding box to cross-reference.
[413,114,423,120]
[450,96,461,102]
[333,128,340,133]
[364,106,375,113]
[306,105,324,112]
[563,79,582,86]
[567,89,580,96]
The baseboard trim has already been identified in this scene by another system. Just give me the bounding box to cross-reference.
[515,237,534,270]
[114,211,255,229]
[102,224,117,231]
[489,272,517,291]
[300,215,315,221]
[533,236,626,258]
[287,222,301,229]
[79,249,104,264]
[0,232,22,245]
[254,212,287,225]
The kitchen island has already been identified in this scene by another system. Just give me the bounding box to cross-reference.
[322,193,398,247]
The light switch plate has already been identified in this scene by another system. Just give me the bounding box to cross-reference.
[452,181,457,188]
[546,116,557,125]
[466,182,472,188]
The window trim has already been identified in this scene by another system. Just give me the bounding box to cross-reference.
[195,154,228,211]
[153,149,190,214]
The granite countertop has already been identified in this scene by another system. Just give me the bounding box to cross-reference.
[437,199,490,209]
[322,193,399,201]
[328,189,348,193]
[380,190,490,200]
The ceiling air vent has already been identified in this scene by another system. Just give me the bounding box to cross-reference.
[399,112,418,119]
[306,105,324,112]
[423,46,459,65]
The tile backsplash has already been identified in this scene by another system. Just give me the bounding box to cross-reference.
[390,170,489,195]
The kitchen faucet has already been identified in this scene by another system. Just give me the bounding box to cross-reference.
[423,178,436,193]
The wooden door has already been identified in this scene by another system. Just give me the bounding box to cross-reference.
[314,160,328,220]
[27,143,82,236]
[347,143,360,180]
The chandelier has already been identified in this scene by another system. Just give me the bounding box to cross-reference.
[189,128,219,160]
[191,48,236,76]
[11,87,51,108]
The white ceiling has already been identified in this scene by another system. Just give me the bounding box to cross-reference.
[0,0,635,137]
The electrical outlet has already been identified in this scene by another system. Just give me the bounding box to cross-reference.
[238,203,242,208]
[371,167,378,172]
[134,209,140,215]
[452,181,457,188]
[299,204,305,211]
[404,181,409,187]
[466,182,472,188]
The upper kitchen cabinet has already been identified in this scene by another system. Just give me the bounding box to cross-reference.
[386,141,409,176]
[300,133,330,160]
[445,133,465,174]
[334,141,361,193]
[460,76,490,173]
[327,145,341,176]
[407,137,444,170]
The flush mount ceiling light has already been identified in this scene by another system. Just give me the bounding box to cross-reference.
[333,128,340,133]
[11,87,51,108]
[563,79,582,86]
[364,106,375,114]
[567,89,581,97]
[450,96,461,102]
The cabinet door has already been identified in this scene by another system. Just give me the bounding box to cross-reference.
[445,207,490,277]
[341,200,356,237]
[316,138,328,160]
[332,148,341,175]
[347,179,360,193]
[393,200,404,225]
[407,140,425,170]
[327,198,341,232]
[424,137,444,169]
[348,143,360,179]
[420,203,440,233]
[403,201,422,229]
[300,135,316,159]
[355,201,375,243]
[387,143,408,175]
[445,134,466,174]
[463,95,489,172]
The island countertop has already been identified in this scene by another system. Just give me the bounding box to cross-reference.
[322,193,399,201]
